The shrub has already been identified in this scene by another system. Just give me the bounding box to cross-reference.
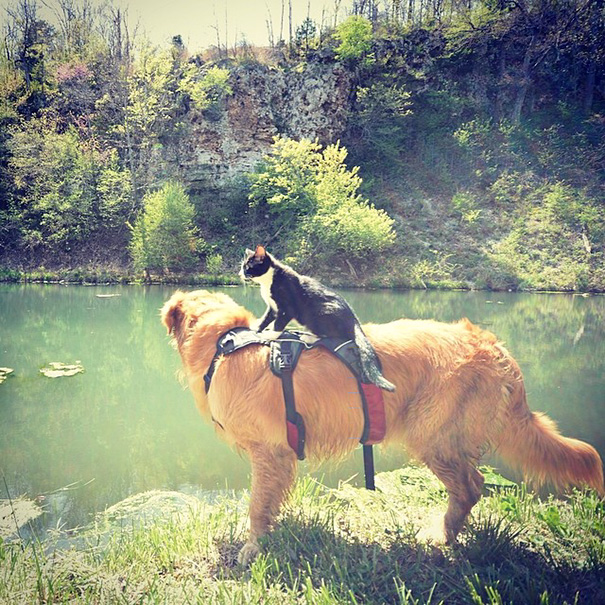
[179,65,232,112]
[129,182,201,273]
[247,137,395,268]
[8,122,132,255]
[248,137,322,232]
[486,181,604,291]
[205,253,224,274]
[451,191,482,224]
[334,16,374,66]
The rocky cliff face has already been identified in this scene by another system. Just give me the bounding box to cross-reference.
[166,61,352,194]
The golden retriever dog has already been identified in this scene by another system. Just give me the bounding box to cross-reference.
[161,289,604,565]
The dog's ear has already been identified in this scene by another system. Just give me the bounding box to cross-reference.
[161,292,185,335]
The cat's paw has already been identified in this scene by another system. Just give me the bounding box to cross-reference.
[238,541,261,566]
[250,319,263,331]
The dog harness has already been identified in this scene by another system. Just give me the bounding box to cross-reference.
[203,328,386,490]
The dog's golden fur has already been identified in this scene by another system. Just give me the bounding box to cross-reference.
[161,289,604,564]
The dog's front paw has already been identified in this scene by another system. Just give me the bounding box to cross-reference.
[416,512,448,545]
[238,541,261,566]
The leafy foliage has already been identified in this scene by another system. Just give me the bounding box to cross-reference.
[0,0,604,289]
[8,120,132,258]
[248,137,322,231]
[248,137,395,270]
[179,64,232,112]
[129,182,201,273]
[294,18,318,54]
[334,16,374,66]
[487,182,604,291]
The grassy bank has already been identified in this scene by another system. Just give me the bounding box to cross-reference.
[1,467,603,604]
[0,266,240,287]
[2,264,602,293]
[0,264,465,290]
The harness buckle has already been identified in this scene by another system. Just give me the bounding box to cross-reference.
[280,351,293,371]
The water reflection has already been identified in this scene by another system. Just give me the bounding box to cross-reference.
[0,285,603,536]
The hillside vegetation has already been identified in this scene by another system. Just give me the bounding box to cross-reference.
[1,0,604,290]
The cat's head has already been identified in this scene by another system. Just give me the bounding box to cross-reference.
[240,245,271,282]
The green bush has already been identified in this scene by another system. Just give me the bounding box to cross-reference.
[248,137,321,232]
[302,142,395,260]
[334,16,374,66]
[486,181,604,291]
[451,191,482,224]
[179,65,232,112]
[129,182,201,274]
[205,253,224,275]
[8,122,132,255]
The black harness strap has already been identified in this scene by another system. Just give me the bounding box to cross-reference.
[275,339,306,460]
[363,445,376,491]
[204,327,269,393]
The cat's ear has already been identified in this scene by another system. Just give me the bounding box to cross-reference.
[254,245,266,258]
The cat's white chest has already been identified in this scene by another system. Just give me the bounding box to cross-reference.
[252,267,277,311]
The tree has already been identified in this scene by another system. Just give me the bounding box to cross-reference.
[45,0,98,60]
[248,137,322,234]
[179,64,232,113]
[294,17,317,54]
[8,120,132,257]
[129,182,201,274]
[4,0,53,112]
[118,43,231,198]
[333,15,374,66]
[301,141,396,263]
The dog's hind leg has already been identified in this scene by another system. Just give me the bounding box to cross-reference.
[238,442,297,565]
[425,457,484,545]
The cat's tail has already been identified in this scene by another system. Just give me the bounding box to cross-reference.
[353,323,396,392]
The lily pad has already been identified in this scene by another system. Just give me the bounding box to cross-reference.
[40,361,84,378]
[0,367,13,384]
[0,367,14,384]
[0,368,15,384]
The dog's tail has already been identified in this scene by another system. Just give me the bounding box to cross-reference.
[354,323,396,392]
[498,382,604,495]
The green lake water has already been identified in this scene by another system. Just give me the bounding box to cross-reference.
[1,284,604,536]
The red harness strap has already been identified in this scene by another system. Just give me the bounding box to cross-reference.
[360,383,386,445]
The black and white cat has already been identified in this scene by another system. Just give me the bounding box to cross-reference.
[240,245,395,392]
